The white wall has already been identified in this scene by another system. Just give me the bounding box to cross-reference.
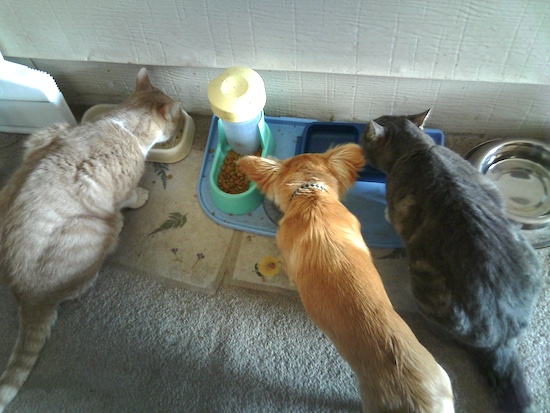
[1,0,549,137]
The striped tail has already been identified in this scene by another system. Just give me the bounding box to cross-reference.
[0,302,58,412]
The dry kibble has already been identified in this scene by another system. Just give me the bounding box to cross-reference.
[218,149,261,194]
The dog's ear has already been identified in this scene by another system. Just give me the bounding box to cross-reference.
[326,144,366,196]
[238,156,281,195]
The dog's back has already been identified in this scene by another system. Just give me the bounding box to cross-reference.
[279,195,453,413]
[239,144,454,412]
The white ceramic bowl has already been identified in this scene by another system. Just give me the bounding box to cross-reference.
[82,104,195,164]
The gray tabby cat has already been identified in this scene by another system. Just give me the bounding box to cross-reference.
[0,68,183,412]
[361,110,543,413]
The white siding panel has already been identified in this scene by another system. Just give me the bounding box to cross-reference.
[33,60,550,138]
[1,0,548,84]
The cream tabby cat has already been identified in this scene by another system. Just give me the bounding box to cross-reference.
[0,68,183,412]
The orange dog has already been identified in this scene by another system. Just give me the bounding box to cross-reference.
[239,144,454,413]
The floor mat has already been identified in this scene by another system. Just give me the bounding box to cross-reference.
[108,147,235,295]
[229,230,410,297]
[230,232,296,295]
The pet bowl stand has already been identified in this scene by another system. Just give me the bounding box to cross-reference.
[209,113,275,215]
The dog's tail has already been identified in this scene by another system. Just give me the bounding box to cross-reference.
[0,301,58,412]
[477,342,531,413]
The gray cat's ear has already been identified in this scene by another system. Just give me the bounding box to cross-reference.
[408,109,430,128]
[136,68,153,92]
[363,120,386,142]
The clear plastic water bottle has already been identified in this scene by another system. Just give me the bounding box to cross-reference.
[208,67,267,155]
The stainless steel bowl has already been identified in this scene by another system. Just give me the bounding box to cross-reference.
[466,138,550,236]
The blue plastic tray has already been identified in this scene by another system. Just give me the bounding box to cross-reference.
[197,115,445,248]
[298,122,445,183]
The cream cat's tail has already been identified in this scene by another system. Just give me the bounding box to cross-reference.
[0,302,58,412]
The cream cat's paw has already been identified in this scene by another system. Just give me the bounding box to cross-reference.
[121,187,149,209]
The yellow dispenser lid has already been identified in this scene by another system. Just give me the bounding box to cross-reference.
[208,67,266,123]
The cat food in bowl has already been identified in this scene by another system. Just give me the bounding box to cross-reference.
[217,149,262,194]
[82,103,195,163]
[466,138,550,231]
[209,116,275,215]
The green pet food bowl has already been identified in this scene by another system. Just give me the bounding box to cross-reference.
[209,113,275,215]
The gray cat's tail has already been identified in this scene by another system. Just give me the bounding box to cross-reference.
[0,302,58,413]
[478,343,531,413]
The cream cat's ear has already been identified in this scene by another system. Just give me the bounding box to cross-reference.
[408,109,430,128]
[136,68,153,92]
[238,156,281,195]
[159,101,182,121]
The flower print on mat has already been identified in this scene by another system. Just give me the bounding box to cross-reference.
[153,162,172,189]
[254,255,281,282]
